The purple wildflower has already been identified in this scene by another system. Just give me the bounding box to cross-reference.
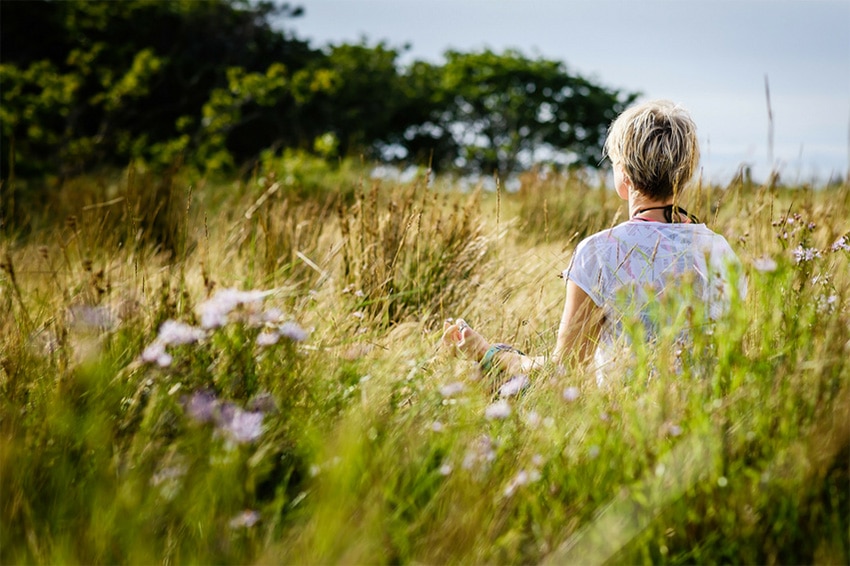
[439,382,465,398]
[157,320,205,346]
[485,400,512,420]
[141,341,172,367]
[793,245,821,263]
[831,236,850,252]
[563,386,580,402]
[184,390,219,423]
[498,375,529,398]
[278,321,308,342]
[196,288,276,329]
[217,403,264,443]
[256,331,280,346]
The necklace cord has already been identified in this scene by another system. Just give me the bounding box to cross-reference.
[632,205,700,224]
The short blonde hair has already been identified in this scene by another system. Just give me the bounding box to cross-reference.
[603,99,700,199]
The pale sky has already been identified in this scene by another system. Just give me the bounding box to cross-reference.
[286,0,850,184]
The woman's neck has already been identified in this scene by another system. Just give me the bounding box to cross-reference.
[628,191,674,220]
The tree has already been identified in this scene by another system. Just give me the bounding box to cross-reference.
[403,49,637,176]
[0,0,319,176]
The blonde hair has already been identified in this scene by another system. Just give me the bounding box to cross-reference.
[603,99,700,199]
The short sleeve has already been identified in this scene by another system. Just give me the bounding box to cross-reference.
[563,237,606,307]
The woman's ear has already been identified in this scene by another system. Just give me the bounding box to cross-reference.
[615,164,632,200]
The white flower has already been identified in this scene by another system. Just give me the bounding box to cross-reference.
[439,382,465,398]
[157,320,205,346]
[196,288,275,329]
[229,510,260,529]
[141,341,172,367]
[278,321,308,342]
[485,400,511,420]
[462,435,496,470]
[562,386,580,402]
[439,463,453,476]
[498,375,529,397]
[753,256,778,272]
[504,470,530,497]
[431,421,445,433]
[256,331,280,346]
[793,245,821,263]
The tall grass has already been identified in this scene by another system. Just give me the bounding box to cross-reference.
[1,162,848,564]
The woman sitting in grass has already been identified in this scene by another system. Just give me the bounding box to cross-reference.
[443,99,746,384]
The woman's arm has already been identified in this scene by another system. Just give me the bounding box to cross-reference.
[442,280,603,375]
[552,280,604,367]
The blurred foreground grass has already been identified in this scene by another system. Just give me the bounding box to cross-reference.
[1,160,848,564]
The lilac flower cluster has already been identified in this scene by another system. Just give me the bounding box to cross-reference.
[182,389,273,444]
[772,213,815,241]
[138,288,308,365]
[792,245,822,264]
[142,320,206,367]
[831,235,850,253]
[196,288,277,329]
[255,320,308,347]
[503,458,544,497]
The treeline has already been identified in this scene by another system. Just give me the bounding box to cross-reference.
[0,0,637,180]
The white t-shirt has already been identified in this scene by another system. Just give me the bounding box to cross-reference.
[563,220,746,381]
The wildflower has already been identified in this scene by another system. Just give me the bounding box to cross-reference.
[229,510,260,529]
[793,245,821,263]
[141,342,172,367]
[431,421,445,433]
[196,288,275,329]
[439,462,453,476]
[831,236,850,252]
[184,390,219,423]
[752,256,778,273]
[462,435,496,470]
[504,470,530,497]
[563,386,580,402]
[439,382,465,398]
[67,305,117,331]
[278,321,308,342]
[498,375,529,397]
[217,403,264,443]
[485,400,511,420]
[248,307,284,327]
[157,320,205,346]
[524,411,541,428]
[256,331,280,346]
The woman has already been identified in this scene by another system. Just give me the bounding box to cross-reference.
[443,99,746,384]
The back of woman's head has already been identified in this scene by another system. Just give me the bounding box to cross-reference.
[604,100,700,199]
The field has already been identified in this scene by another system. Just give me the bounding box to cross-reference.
[1,158,848,564]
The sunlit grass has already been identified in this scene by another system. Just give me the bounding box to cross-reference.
[1,162,848,564]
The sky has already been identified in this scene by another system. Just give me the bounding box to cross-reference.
[286,0,850,185]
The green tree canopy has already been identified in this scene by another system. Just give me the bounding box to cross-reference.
[1,0,637,180]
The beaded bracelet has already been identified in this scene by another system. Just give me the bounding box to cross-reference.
[479,343,525,372]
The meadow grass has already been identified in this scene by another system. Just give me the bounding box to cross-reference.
[1,161,848,564]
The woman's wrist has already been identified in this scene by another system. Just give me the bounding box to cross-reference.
[480,343,525,372]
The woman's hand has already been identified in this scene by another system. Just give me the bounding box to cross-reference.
[441,318,489,362]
